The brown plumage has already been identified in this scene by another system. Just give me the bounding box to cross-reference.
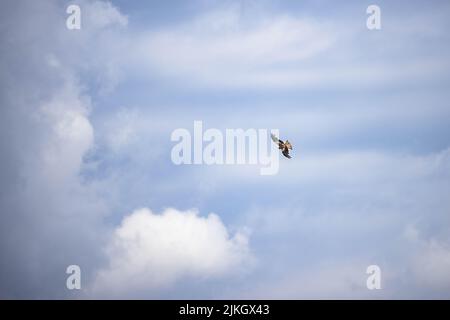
[271,133,293,159]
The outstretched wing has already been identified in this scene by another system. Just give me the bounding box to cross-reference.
[282,148,291,159]
[271,133,282,144]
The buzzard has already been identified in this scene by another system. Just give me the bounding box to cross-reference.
[271,133,293,159]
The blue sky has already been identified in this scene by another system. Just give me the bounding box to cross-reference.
[1,0,450,298]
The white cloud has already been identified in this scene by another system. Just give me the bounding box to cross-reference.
[100,108,140,153]
[91,208,252,297]
[34,84,94,184]
[120,4,450,90]
[85,1,128,29]
[0,0,129,297]
[402,225,450,292]
[238,261,386,299]
[131,7,336,89]
[412,240,450,291]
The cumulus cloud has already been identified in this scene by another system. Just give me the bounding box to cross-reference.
[34,84,94,182]
[0,0,127,298]
[91,208,252,297]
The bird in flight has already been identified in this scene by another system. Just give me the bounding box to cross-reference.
[271,133,293,159]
